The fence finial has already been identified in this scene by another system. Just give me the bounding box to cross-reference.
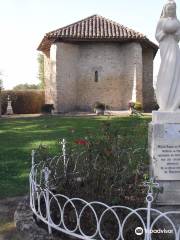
[44,167,51,184]
[144,178,159,194]
[31,150,35,166]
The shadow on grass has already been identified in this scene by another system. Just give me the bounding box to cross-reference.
[0,115,151,198]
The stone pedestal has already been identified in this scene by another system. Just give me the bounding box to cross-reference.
[149,111,180,205]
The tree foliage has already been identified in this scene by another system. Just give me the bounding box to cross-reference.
[13,83,40,90]
[0,79,2,89]
[37,53,45,89]
[0,72,3,89]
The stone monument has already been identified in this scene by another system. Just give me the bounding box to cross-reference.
[150,0,180,205]
[6,95,13,115]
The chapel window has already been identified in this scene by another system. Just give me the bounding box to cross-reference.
[95,71,98,82]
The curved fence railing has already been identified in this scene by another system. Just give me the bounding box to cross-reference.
[29,141,180,240]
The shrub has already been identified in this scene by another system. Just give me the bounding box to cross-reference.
[33,121,153,239]
[34,121,149,208]
[128,101,135,109]
[1,90,45,114]
[93,102,106,110]
[41,104,54,114]
[128,101,142,111]
[134,102,142,111]
[149,101,159,111]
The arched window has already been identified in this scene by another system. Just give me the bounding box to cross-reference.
[95,71,98,82]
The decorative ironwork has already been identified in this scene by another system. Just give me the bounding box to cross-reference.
[29,142,180,240]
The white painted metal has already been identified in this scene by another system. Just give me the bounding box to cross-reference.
[29,144,180,240]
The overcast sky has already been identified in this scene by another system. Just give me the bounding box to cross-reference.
[0,0,177,89]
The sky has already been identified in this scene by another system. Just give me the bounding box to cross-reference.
[0,0,178,89]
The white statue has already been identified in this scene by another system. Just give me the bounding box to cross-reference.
[155,0,180,111]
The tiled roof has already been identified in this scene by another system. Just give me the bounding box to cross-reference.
[38,14,158,52]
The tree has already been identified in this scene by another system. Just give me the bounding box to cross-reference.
[0,79,3,89]
[37,53,45,89]
[0,72,3,89]
[13,83,40,90]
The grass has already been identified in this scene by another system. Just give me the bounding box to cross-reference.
[0,115,151,199]
[0,222,15,234]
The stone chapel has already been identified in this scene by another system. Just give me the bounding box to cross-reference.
[38,14,158,112]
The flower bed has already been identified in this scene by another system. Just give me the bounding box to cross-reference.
[29,121,152,239]
[34,122,149,208]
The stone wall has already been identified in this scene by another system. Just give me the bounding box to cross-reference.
[44,47,60,113]
[134,44,143,105]
[77,42,142,110]
[142,47,155,111]
[55,42,79,113]
[44,43,79,112]
[46,41,154,112]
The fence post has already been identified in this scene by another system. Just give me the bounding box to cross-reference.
[44,167,52,235]
[146,193,152,240]
[144,178,159,240]
[61,139,67,176]
[30,150,35,207]
[31,150,35,168]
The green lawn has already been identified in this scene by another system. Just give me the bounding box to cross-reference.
[0,115,151,198]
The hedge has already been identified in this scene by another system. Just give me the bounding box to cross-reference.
[1,90,45,114]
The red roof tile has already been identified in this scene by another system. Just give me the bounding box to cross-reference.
[38,14,158,52]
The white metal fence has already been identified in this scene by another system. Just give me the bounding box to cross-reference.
[29,141,180,240]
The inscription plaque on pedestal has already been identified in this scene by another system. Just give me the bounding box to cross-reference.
[149,119,180,205]
[152,124,180,181]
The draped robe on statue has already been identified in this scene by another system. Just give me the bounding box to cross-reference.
[155,17,180,111]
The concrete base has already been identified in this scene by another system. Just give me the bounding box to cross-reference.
[152,111,180,124]
[149,111,180,205]
[155,181,180,205]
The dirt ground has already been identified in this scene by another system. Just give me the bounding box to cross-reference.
[0,197,24,240]
[0,197,73,240]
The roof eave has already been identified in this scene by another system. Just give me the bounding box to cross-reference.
[37,37,158,55]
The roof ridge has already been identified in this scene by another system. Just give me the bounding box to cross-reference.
[46,14,146,39]
[46,14,99,36]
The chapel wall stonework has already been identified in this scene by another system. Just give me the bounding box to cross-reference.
[77,42,142,111]
[44,45,60,111]
[44,51,53,105]
[142,48,155,110]
[134,44,143,105]
[46,42,154,113]
[55,42,79,112]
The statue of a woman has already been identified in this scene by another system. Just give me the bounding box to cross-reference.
[155,0,180,111]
